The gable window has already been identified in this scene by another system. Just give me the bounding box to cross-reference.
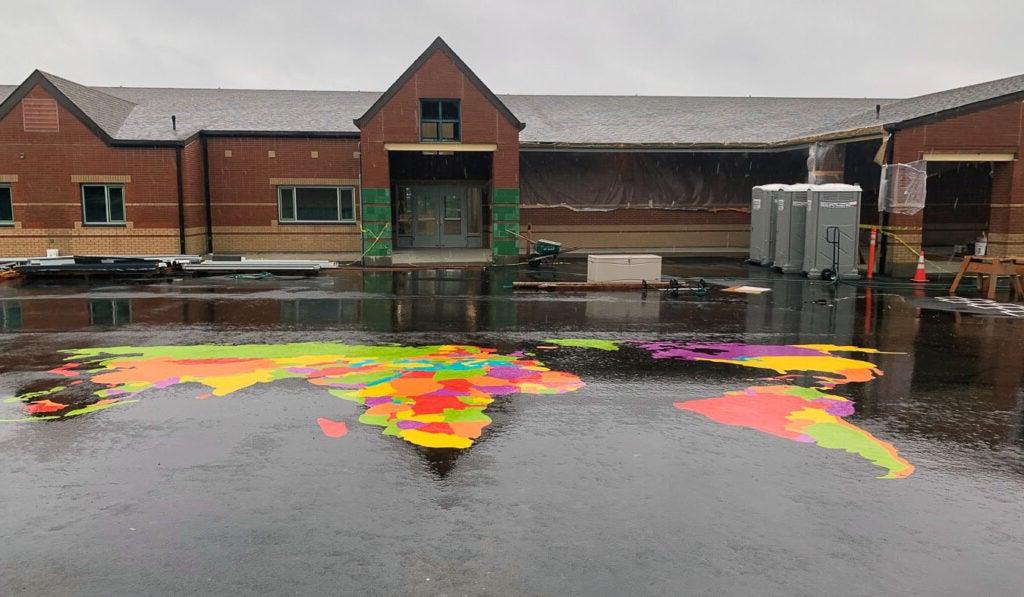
[278,186,355,223]
[0,185,12,225]
[81,184,125,225]
[420,99,460,142]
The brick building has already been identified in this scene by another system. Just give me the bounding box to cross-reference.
[1,37,1023,268]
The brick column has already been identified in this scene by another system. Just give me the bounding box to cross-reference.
[881,133,925,276]
[361,188,393,266]
[987,161,1024,257]
[881,211,924,276]
[491,188,520,264]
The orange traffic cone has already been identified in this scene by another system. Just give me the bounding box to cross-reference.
[911,251,928,283]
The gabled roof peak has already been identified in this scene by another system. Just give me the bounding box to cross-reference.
[353,37,525,131]
[0,70,137,142]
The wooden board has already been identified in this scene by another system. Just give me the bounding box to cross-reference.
[513,281,671,291]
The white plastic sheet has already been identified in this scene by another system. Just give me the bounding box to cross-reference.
[807,143,846,184]
[878,160,927,215]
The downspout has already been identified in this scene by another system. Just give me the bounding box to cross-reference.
[877,128,896,276]
[174,146,186,254]
[201,136,214,254]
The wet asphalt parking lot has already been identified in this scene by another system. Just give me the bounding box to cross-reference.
[1,258,1022,596]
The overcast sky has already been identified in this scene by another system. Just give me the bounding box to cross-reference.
[2,0,1022,99]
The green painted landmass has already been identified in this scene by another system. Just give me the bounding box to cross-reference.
[543,339,620,351]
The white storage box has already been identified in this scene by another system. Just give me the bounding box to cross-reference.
[586,254,662,283]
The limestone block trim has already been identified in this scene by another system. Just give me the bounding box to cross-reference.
[13,202,79,206]
[269,178,359,186]
[526,223,749,233]
[71,175,132,183]
[0,226,177,237]
[74,221,135,230]
[214,225,361,234]
[988,232,1024,243]
[519,223,752,249]
[0,175,18,183]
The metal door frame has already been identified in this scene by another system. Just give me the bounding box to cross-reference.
[393,182,483,249]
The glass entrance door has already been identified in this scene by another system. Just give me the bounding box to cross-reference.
[440,188,466,247]
[401,186,476,249]
[413,188,440,248]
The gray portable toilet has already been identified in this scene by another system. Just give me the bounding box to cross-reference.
[773,184,811,274]
[748,184,786,266]
[803,184,862,279]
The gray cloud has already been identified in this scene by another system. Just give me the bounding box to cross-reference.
[2,0,1022,99]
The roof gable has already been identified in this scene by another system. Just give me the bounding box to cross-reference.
[354,37,524,131]
[796,72,1024,142]
[0,70,136,143]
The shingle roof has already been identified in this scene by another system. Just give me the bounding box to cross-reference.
[95,86,379,141]
[1,70,1022,147]
[800,72,1024,139]
[38,71,137,138]
[503,95,890,146]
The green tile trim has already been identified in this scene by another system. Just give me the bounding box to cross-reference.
[492,222,520,238]
[362,221,393,257]
[362,204,392,222]
[361,222,392,236]
[491,206,519,222]
[361,188,391,205]
[491,239,518,257]
[491,188,520,205]
[364,243,392,257]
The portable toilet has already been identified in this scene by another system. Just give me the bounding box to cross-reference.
[803,184,862,279]
[773,184,811,274]
[748,184,786,266]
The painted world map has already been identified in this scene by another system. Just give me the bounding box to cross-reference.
[2,340,913,479]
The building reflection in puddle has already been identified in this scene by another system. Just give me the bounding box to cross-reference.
[1,300,21,331]
[88,299,132,327]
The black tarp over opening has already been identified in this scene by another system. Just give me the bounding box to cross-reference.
[520,150,807,211]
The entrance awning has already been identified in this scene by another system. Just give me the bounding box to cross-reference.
[385,143,497,152]
[923,151,1015,162]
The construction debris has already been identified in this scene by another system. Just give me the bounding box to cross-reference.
[14,256,168,278]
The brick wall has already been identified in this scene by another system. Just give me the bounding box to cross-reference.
[357,48,522,263]
[358,50,520,189]
[0,84,181,257]
[205,136,362,254]
[886,99,1024,265]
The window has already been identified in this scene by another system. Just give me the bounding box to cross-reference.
[0,185,12,224]
[278,186,355,223]
[89,300,131,326]
[81,184,125,225]
[420,99,460,142]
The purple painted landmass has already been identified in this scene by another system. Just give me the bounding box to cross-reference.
[814,398,856,417]
[632,341,825,361]
[153,377,180,389]
[486,366,528,380]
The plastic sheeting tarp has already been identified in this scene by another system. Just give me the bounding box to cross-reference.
[806,143,846,184]
[520,151,807,211]
[879,160,927,215]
